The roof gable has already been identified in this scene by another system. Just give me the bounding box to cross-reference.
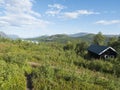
[88,44,117,55]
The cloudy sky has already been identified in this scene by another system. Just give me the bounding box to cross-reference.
[0,0,120,38]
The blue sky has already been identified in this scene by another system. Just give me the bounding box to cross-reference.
[0,0,120,38]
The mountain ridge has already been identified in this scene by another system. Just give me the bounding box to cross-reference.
[0,31,119,41]
[0,31,19,39]
[25,32,119,43]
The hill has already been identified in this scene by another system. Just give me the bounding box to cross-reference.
[0,31,118,42]
[26,34,79,43]
[69,32,89,37]
[0,31,8,37]
[0,31,19,39]
[26,32,119,43]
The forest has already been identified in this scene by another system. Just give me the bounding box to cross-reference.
[0,32,120,90]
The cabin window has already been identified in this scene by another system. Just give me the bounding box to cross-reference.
[104,55,109,59]
[104,55,114,59]
[110,55,114,58]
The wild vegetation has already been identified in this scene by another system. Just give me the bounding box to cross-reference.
[0,33,120,90]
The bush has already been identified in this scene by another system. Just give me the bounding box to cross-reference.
[88,60,113,73]
[0,60,26,90]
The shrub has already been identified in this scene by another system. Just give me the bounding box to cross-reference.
[0,60,26,90]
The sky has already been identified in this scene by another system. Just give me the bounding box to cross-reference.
[0,0,120,38]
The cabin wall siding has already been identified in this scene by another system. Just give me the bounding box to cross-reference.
[100,49,117,59]
[88,51,100,59]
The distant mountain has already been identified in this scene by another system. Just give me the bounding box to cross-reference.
[26,34,78,43]
[26,32,119,43]
[69,32,89,37]
[0,31,19,39]
[26,33,95,43]
[104,34,119,37]
[0,31,8,37]
[7,34,19,39]
[78,34,95,42]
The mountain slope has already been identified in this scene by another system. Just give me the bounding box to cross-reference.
[26,33,95,43]
[0,31,19,39]
[0,31,8,37]
[25,32,119,43]
[26,34,79,43]
[69,32,89,37]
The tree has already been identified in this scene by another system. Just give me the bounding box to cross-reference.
[63,41,74,50]
[109,36,120,53]
[108,37,117,46]
[93,32,105,45]
[75,41,88,57]
[118,36,120,41]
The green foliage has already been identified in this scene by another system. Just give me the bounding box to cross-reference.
[3,52,28,67]
[93,32,105,45]
[109,36,120,53]
[88,60,113,73]
[32,66,106,90]
[0,60,26,90]
[75,41,88,57]
[0,37,120,90]
[31,64,120,90]
[108,37,118,46]
[63,41,74,50]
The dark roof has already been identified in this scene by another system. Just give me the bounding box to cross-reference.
[88,44,116,55]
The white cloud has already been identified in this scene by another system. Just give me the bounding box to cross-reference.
[63,10,99,19]
[95,20,120,25]
[46,4,65,16]
[0,0,49,28]
[46,3,99,19]
[48,4,65,10]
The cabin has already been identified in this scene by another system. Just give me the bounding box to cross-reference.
[88,44,117,59]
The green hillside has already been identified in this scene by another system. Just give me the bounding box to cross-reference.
[0,37,120,90]
[26,34,79,43]
[26,33,118,44]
